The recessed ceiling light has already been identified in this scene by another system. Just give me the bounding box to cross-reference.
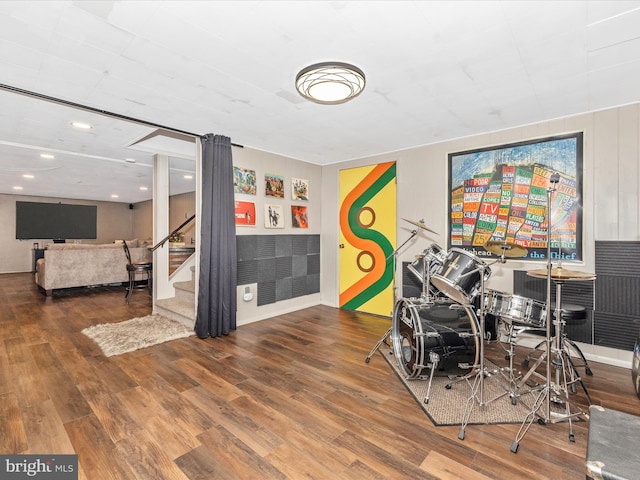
[13,186,23,190]
[111,194,119,198]
[139,186,148,191]
[184,174,193,179]
[22,174,34,179]
[40,153,55,159]
[125,158,136,163]
[295,62,366,104]
[71,121,92,130]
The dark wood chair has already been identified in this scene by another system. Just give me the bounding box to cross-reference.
[122,240,152,303]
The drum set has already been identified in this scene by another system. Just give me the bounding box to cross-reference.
[366,215,596,452]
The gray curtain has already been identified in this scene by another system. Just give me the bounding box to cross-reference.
[195,134,237,338]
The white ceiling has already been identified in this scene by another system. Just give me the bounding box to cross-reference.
[1,1,640,204]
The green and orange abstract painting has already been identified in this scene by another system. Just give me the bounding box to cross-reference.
[339,162,396,317]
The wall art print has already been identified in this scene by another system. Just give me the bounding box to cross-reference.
[291,205,308,228]
[234,200,256,226]
[448,132,583,262]
[264,204,284,229]
[291,177,309,201]
[265,173,285,198]
[233,166,256,195]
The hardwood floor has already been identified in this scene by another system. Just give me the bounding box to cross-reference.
[1,272,639,479]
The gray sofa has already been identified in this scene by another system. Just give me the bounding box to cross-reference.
[34,241,152,295]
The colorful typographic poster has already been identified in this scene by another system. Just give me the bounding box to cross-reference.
[448,133,583,262]
[264,204,284,228]
[265,173,284,198]
[291,177,309,201]
[291,205,308,228]
[234,201,256,226]
[233,166,256,195]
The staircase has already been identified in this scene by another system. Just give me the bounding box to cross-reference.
[155,266,196,330]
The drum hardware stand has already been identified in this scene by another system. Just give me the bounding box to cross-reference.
[510,173,592,453]
[494,321,539,406]
[365,229,419,363]
[423,351,441,404]
[523,310,594,379]
[457,255,510,441]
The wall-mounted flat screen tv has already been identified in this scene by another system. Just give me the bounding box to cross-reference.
[15,201,97,240]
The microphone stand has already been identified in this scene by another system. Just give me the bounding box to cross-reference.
[510,172,587,453]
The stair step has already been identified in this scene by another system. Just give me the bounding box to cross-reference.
[155,297,195,330]
[174,280,195,293]
[173,280,195,303]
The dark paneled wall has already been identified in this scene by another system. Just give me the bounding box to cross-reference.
[513,270,594,344]
[593,241,640,350]
[512,241,640,351]
[237,234,320,306]
[401,261,423,299]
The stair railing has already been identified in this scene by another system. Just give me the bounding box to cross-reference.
[151,214,196,252]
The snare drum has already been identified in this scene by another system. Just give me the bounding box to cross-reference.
[431,248,491,304]
[391,298,479,378]
[491,293,547,328]
[407,244,447,284]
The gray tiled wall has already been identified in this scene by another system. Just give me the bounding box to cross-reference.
[237,234,320,306]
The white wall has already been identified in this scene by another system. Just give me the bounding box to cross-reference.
[0,193,136,274]
[320,104,640,367]
[231,146,323,324]
[132,191,196,246]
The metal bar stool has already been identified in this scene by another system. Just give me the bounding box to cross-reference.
[122,240,152,303]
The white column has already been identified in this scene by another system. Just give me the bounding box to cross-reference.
[153,154,172,300]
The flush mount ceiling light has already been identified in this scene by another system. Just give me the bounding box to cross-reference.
[295,62,365,105]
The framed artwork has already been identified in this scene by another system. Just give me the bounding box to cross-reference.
[264,204,284,228]
[448,132,583,262]
[233,166,256,195]
[291,205,308,228]
[291,177,309,201]
[234,200,256,226]
[265,173,284,198]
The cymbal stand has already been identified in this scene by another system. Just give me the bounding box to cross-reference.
[457,255,507,440]
[365,230,418,363]
[418,248,439,305]
[510,174,588,453]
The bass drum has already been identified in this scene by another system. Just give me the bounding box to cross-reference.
[391,298,480,379]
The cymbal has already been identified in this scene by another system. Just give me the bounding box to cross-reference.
[483,240,528,258]
[402,218,438,234]
[527,267,596,281]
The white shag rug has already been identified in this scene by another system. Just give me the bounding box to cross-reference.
[82,315,194,357]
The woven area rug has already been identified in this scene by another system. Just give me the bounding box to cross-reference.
[379,346,541,426]
[82,315,194,357]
